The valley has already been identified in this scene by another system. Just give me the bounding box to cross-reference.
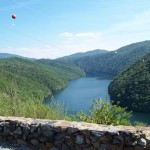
[0,40,150,125]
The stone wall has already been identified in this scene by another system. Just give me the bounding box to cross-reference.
[0,116,150,150]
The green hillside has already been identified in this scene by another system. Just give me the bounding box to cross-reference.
[36,59,85,80]
[0,58,63,101]
[0,57,85,118]
[73,40,150,77]
[0,57,85,102]
[108,53,150,112]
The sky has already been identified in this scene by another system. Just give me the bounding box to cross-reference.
[0,0,150,58]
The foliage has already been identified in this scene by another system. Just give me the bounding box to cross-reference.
[69,40,150,77]
[0,57,85,119]
[78,98,132,125]
[109,53,150,112]
[0,57,85,102]
[133,121,147,126]
[36,59,85,80]
[0,86,145,126]
[0,92,68,120]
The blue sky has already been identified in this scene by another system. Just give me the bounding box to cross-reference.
[0,0,150,58]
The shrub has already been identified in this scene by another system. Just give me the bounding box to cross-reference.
[0,92,68,120]
[78,98,132,125]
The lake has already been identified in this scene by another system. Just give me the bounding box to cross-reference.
[44,77,150,125]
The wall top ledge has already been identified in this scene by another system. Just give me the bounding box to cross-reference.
[0,116,149,135]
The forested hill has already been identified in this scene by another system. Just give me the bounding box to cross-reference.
[59,49,108,62]
[72,40,150,77]
[0,57,85,102]
[36,59,85,80]
[108,53,150,112]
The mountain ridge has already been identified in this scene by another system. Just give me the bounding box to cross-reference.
[0,53,35,60]
[69,40,150,77]
[58,49,109,62]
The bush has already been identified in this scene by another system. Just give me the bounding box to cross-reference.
[78,98,132,125]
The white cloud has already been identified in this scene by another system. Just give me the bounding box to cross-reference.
[59,32,101,39]
[75,32,101,38]
[59,32,73,37]
[59,32,102,45]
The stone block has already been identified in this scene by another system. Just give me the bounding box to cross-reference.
[17,139,28,146]
[31,139,40,147]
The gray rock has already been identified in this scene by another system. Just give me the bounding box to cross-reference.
[0,141,31,150]
[49,147,59,150]
[113,138,121,144]
[0,126,3,131]
[145,134,150,140]
[14,127,22,135]
[91,131,104,137]
[99,144,108,150]
[31,139,39,147]
[62,144,70,150]
[67,127,79,134]
[42,131,54,137]
[30,125,37,133]
[17,139,28,146]
[108,127,119,135]
[115,135,124,141]
[20,122,27,128]
[75,135,85,144]
[54,140,62,148]
[0,122,5,127]
[92,141,99,148]
[138,138,147,147]
[39,136,47,142]
[40,124,53,132]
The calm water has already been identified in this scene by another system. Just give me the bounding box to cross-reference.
[44,77,150,125]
